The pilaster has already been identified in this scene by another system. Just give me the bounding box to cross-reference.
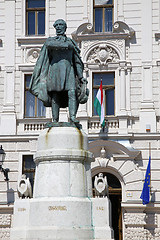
[83,0,89,22]
[0,0,16,135]
[55,0,66,20]
[118,0,124,21]
[139,0,156,133]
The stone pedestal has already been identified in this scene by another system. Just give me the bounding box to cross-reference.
[11,126,114,239]
[33,127,93,198]
[11,127,94,240]
[92,198,114,240]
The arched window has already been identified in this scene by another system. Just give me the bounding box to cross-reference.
[26,0,45,35]
[93,0,114,32]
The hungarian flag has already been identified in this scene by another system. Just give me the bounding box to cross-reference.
[94,80,105,127]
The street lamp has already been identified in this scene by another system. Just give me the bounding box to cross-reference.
[0,145,10,181]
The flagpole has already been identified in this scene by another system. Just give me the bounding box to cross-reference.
[101,77,104,133]
[149,142,151,197]
[100,77,104,130]
[140,143,151,204]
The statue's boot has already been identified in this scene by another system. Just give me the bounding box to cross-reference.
[68,90,79,123]
[51,92,59,122]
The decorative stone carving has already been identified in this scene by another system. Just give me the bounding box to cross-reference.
[113,21,135,38]
[82,40,92,51]
[87,44,119,65]
[72,23,94,40]
[124,227,146,240]
[75,23,94,35]
[155,228,160,239]
[26,48,40,63]
[0,214,11,226]
[94,173,109,197]
[145,229,155,240]
[115,39,124,49]
[17,174,32,198]
[5,66,15,73]
[96,147,109,167]
[124,213,146,225]
[0,228,10,239]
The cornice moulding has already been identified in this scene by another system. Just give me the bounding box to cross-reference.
[18,64,35,71]
[17,36,47,45]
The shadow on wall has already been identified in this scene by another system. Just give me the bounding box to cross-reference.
[7,182,15,204]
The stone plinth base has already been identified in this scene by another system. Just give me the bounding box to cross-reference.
[11,197,93,240]
[11,197,114,240]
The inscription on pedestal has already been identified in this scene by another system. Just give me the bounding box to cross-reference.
[96,206,104,211]
[18,208,26,212]
[48,206,67,211]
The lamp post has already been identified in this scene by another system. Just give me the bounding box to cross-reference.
[0,145,10,181]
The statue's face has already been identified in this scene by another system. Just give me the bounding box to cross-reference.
[54,21,66,35]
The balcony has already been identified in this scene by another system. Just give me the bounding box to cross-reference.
[17,118,51,135]
[17,116,121,135]
[88,116,119,134]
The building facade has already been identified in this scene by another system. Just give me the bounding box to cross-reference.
[0,0,160,239]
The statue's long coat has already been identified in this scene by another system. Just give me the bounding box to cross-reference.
[29,36,84,108]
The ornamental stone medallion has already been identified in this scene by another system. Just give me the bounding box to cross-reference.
[26,48,40,63]
[87,44,120,65]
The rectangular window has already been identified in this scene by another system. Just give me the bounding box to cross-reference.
[26,0,45,35]
[94,0,114,32]
[24,75,46,118]
[93,72,115,116]
[22,155,36,191]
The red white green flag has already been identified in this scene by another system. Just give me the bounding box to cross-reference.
[94,80,105,127]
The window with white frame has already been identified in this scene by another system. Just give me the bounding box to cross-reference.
[22,155,36,191]
[93,0,114,32]
[26,0,45,35]
[24,75,46,118]
[93,72,115,116]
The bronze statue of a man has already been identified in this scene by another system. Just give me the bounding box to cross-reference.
[29,19,88,123]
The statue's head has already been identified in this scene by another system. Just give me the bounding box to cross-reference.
[53,19,67,35]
